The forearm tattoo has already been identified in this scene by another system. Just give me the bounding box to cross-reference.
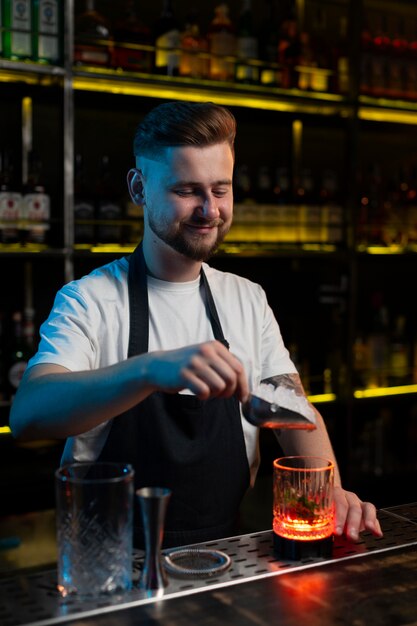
[261,373,307,398]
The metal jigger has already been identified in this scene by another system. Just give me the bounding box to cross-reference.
[136,487,172,591]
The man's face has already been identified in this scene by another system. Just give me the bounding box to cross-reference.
[138,143,234,262]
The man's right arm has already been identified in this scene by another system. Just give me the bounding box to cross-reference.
[9,340,249,441]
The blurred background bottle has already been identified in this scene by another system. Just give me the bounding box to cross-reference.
[95,155,123,244]
[32,0,61,64]
[0,149,21,245]
[74,153,95,244]
[7,310,34,401]
[208,3,236,81]
[153,0,180,76]
[112,0,152,73]
[258,0,280,86]
[235,0,259,84]
[278,2,300,89]
[2,0,32,60]
[21,153,50,245]
[179,8,208,79]
[74,0,113,67]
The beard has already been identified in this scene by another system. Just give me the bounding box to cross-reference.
[147,214,231,262]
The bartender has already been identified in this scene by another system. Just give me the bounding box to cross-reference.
[10,101,382,547]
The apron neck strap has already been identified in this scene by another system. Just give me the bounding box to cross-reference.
[127,243,229,357]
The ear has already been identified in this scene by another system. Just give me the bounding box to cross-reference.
[127,168,145,205]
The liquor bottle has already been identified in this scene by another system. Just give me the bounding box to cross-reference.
[319,169,343,244]
[0,149,21,244]
[358,163,384,247]
[95,155,123,243]
[297,30,315,91]
[233,163,252,204]
[255,164,273,204]
[258,0,280,86]
[179,8,208,79]
[352,334,371,388]
[235,0,258,84]
[406,163,417,245]
[0,2,3,58]
[272,166,291,205]
[370,11,391,97]
[0,313,6,401]
[277,2,300,89]
[21,153,50,244]
[360,11,373,96]
[297,168,318,242]
[332,14,349,94]
[367,293,389,388]
[389,315,409,386]
[74,0,113,67]
[207,4,236,82]
[7,310,33,400]
[387,16,408,99]
[74,153,95,244]
[32,0,61,64]
[153,0,180,76]
[2,0,32,60]
[308,6,331,92]
[405,21,417,101]
[112,0,152,73]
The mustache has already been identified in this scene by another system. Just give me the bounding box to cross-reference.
[184,217,225,227]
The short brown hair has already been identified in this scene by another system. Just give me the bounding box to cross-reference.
[133,101,236,158]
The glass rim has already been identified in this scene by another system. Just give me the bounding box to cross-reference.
[273,455,335,472]
[55,461,134,484]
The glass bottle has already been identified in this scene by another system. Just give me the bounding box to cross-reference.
[2,0,32,60]
[370,11,391,97]
[179,8,208,79]
[235,0,258,84]
[387,16,408,99]
[309,5,331,92]
[360,10,373,96]
[0,1,3,58]
[389,315,409,386]
[153,0,180,76]
[208,4,236,81]
[74,0,113,67]
[278,2,300,89]
[7,310,33,400]
[0,313,6,401]
[74,153,95,244]
[32,0,61,64]
[0,149,21,245]
[21,153,50,245]
[112,0,152,73]
[95,155,123,244]
[332,14,349,94]
[258,0,280,86]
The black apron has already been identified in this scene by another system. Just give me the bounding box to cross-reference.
[99,244,250,548]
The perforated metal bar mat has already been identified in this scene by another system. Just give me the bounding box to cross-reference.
[1,505,417,626]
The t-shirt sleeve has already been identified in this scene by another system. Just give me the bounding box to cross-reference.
[27,283,98,372]
[259,287,298,380]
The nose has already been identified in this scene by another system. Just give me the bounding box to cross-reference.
[201,194,219,220]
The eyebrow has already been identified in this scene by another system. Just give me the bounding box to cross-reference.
[170,179,233,187]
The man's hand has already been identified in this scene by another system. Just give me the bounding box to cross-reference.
[144,340,249,402]
[333,486,383,540]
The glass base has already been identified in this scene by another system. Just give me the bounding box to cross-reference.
[273,532,334,560]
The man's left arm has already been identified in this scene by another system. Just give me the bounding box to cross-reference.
[263,373,383,540]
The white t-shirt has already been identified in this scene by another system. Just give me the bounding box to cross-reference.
[28,257,297,484]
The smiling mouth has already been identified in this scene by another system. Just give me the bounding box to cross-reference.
[185,219,224,229]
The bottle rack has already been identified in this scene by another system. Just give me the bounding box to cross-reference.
[1,0,417,501]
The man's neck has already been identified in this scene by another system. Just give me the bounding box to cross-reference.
[142,236,202,282]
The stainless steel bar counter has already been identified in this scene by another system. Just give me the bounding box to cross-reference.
[2,503,417,626]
